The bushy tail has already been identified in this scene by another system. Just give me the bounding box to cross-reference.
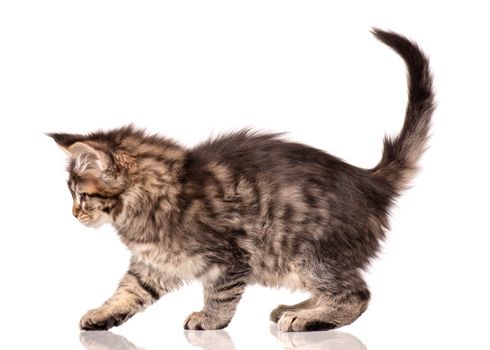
[370,29,435,192]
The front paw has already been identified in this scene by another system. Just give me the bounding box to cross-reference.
[183,311,231,330]
[80,307,133,331]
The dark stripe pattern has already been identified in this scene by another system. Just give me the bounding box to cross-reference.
[128,270,160,300]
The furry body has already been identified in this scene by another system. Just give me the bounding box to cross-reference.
[49,29,434,332]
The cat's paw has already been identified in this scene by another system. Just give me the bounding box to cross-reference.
[277,312,337,332]
[270,304,289,323]
[80,307,133,331]
[183,311,231,330]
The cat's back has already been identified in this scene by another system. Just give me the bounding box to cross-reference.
[190,129,347,179]
[186,129,393,222]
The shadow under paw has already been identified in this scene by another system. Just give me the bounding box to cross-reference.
[184,329,236,350]
[270,323,367,350]
[80,331,142,350]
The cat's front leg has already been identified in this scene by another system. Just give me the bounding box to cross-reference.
[80,262,180,330]
[184,265,250,330]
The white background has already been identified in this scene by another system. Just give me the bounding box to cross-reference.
[1,1,489,349]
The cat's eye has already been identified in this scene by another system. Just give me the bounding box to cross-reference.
[79,192,107,200]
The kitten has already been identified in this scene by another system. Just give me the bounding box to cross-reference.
[48,29,434,332]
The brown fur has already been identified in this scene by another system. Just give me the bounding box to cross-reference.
[49,29,434,332]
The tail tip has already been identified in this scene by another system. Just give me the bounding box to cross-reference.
[370,27,406,45]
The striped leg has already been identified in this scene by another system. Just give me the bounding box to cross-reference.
[184,266,250,330]
[80,262,180,330]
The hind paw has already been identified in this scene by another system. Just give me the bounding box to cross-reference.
[277,312,337,332]
[183,311,231,330]
[270,304,289,323]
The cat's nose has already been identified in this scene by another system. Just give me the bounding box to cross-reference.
[72,205,80,217]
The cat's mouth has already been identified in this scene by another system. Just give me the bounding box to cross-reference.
[78,213,95,227]
[77,212,111,228]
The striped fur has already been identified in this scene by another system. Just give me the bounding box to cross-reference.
[49,29,434,332]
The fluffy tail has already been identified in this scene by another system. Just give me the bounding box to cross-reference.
[370,29,435,192]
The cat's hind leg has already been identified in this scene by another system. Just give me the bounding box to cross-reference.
[270,298,316,323]
[277,271,370,332]
[277,290,369,331]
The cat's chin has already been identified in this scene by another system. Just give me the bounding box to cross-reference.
[80,215,112,229]
[79,221,98,229]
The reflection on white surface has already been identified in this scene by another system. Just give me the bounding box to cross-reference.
[80,331,144,350]
[184,330,236,350]
[79,326,366,350]
[270,324,367,350]
[79,330,236,350]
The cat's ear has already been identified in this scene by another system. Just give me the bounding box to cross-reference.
[47,132,85,153]
[47,133,111,177]
[67,142,111,177]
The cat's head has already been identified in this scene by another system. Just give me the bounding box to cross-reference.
[48,130,136,228]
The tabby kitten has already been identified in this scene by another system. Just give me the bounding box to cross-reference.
[49,29,434,332]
